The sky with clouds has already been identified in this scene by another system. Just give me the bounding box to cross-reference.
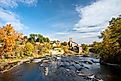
[0,0,121,44]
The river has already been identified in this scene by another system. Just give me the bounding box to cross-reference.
[0,55,121,81]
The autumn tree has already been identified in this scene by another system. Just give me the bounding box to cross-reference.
[0,24,19,58]
[92,16,121,64]
[24,42,34,56]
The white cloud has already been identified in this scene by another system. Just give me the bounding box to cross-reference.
[75,0,121,32]
[68,32,101,44]
[50,31,101,44]
[56,32,69,35]
[0,0,38,31]
[0,8,26,31]
[71,0,121,43]
[0,0,37,8]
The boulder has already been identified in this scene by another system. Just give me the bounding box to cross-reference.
[32,59,42,63]
[68,66,76,71]
[73,64,82,70]
[91,59,99,63]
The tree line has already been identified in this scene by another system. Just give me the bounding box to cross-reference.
[0,24,51,59]
[91,16,121,64]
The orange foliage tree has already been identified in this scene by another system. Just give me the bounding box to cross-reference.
[0,24,19,58]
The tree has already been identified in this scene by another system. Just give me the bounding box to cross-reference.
[44,37,50,42]
[61,42,68,46]
[81,44,89,54]
[29,34,50,43]
[93,16,121,64]
[24,42,34,56]
[63,46,69,54]
[0,24,19,58]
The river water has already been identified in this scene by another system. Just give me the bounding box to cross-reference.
[0,56,121,81]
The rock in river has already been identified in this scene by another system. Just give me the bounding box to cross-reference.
[32,59,42,63]
[68,66,76,71]
[73,64,82,70]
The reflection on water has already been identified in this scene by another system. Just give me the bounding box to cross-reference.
[100,65,121,81]
[0,56,121,81]
[0,72,14,81]
[43,59,58,76]
[44,67,48,76]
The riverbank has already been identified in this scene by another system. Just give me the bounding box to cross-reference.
[100,59,121,69]
[0,54,45,73]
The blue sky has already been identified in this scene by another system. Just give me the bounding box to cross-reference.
[0,0,121,44]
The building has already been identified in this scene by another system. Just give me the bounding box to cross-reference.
[68,38,83,54]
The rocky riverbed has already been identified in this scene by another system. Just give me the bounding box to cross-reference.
[0,55,121,81]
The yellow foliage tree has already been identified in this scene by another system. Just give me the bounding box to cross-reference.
[0,24,19,58]
[24,42,34,56]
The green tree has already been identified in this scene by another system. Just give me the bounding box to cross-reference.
[61,42,68,46]
[24,42,34,56]
[29,34,37,43]
[93,16,121,64]
[45,37,50,42]
[81,44,89,54]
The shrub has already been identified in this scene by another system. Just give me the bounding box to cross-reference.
[24,42,34,56]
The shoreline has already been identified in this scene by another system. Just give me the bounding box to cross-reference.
[0,56,42,73]
[100,59,121,69]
